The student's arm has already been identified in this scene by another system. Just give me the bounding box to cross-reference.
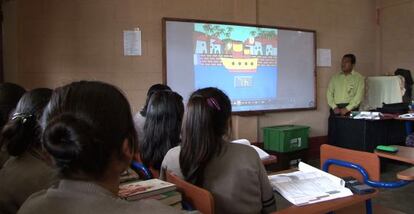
[346,76,365,111]
[258,160,276,213]
[327,77,337,110]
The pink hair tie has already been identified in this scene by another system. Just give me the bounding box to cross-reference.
[207,97,221,110]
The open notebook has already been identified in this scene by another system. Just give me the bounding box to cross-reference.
[268,162,353,206]
[231,139,270,160]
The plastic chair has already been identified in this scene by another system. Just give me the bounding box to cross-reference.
[166,171,215,214]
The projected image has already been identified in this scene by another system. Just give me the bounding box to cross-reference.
[193,23,278,111]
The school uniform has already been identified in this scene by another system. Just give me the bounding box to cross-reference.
[161,143,277,214]
[17,179,182,214]
[0,151,57,214]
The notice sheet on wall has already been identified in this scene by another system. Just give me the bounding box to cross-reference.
[124,28,142,56]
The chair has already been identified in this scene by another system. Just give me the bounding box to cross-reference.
[320,144,410,214]
[320,144,380,214]
[166,171,215,214]
[130,161,153,180]
[320,144,380,182]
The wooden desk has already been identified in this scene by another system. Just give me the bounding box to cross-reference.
[375,145,414,181]
[273,191,378,214]
[374,145,414,164]
[328,116,406,152]
[269,169,378,214]
[397,167,414,180]
[262,155,277,166]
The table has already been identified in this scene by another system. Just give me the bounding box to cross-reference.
[374,145,414,164]
[328,116,406,152]
[269,169,378,214]
[375,145,414,181]
[273,191,378,214]
[262,155,278,166]
[394,116,414,136]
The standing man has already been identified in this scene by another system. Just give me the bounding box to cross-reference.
[327,54,365,116]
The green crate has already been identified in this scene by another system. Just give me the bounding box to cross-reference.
[263,125,310,153]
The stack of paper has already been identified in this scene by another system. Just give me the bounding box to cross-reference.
[352,111,382,120]
[268,162,353,206]
[398,113,414,119]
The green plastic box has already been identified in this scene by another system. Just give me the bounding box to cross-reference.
[263,125,310,153]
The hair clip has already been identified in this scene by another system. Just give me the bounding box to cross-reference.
[11,113,34,124]
[207,97,221,111]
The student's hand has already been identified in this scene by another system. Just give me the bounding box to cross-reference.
[340,108,350,116]
[333,108,341,114]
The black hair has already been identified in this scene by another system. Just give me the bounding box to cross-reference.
[139,91,183,170]
[179,87,232,185]
[42,81,136,179]
[140,84,171,117]
[0,82,26,128]
[0,88,52,156]
[343,54,356,64]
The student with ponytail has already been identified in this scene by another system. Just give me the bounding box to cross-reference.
[0,82,26,167]
[17,81,180,214]
[161,87,276,213]
[0,88,56,214]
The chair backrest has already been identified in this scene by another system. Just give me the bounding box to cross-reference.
[320,144,380,182]
[130,161,153,180]
[166,171,215,214]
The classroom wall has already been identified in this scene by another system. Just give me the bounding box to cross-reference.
[377,0,414,75]
[2,0,379,141]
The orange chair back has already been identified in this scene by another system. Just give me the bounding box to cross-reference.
[166,172,215,214]
[320,144,380,182]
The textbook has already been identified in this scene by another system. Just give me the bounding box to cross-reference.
[147,191,182,205]
[268,162,353,206]
[232,139,270,160]
[118,179,176,200]
[119,168,140,183]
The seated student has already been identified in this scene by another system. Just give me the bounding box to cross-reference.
[161,87,276,214]
[134,84,171,145]
[17,81,180,214]
[0,88,57,214]
[138,91,183,177]
[0,82,26,167]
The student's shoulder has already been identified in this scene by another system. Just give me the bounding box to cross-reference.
[228,143,258,157]
[165,146,181,155]
[162,146,181,163]
[17,190,48,213]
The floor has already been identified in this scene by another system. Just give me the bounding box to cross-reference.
[373,160,414,214]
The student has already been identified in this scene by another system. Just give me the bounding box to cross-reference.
[138,90,184,177]
[0,82,26,167]
[161,87,276,214]
[18,81,180,214]
[134,84,171,144]
[0,88,57,214]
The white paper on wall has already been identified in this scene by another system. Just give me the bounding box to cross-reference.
[124,28,142,56]
[317,48,331,67]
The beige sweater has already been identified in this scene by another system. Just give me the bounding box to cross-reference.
[0,152,57,214]
[161,143,277,214]
[17,179,182,214]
